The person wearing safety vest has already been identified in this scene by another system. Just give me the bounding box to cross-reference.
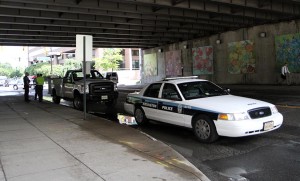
[35,74,45,102]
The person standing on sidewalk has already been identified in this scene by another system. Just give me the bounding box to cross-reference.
[35,74,45,102]
[33,74,38,100]
[281,62,291,85]
[23,72,31,102]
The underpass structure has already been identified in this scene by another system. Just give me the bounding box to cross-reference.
[0,0,299,48]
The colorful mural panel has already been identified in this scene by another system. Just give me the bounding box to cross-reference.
[165,50,182,76]
[143,53,157,76]
[192,46,213,75]
[275,33,300,73]
[228,40,255,74]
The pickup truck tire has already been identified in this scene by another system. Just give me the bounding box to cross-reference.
[73,95,83,110]
[52,91,61,104]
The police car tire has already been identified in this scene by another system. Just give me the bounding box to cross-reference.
[13,85,18,90]
[134,107,148,125]
[193,115,219,143]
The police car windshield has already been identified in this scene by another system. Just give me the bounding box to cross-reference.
[178,81,228,100]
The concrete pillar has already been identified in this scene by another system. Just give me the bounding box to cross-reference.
[53,55,58,65]
[85,61,91,73]
[129,48,132,71]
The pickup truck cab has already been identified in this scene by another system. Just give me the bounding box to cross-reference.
[50,69,118,111]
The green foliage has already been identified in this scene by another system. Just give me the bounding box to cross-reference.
[25,62,64,77]
[63,59,82,71]
[0,63,24,78]
[94,48,123,71]
[0,63,13,77]
[1,51,121,78]
[25,59,81,77]
[9,69,23,78]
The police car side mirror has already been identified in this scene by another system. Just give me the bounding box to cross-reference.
[171,97,181,101]
[63,77,71,83]
[224,88,230,93]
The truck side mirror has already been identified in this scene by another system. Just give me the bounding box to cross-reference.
[63,77,72,83]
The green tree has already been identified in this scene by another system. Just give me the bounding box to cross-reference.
[63,59,82,72]
[94,48,123,71]
[25,59,86,78]
[9,69,23,78]
[25,62,63,77]
[0,63,12,77]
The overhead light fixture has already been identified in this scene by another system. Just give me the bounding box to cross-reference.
[259,32,267,38]
[158,48,163,52]
[183,45,188,49]
[216,39,222,44]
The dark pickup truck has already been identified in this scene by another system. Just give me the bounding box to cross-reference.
[49,69,118,111]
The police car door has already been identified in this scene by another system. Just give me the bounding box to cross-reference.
[158,83,185,126]
[142,83,162,121]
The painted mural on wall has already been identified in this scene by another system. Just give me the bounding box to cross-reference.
[165,50,182,77]
[192,46,213,75]
[228,40,255,74]
[143,53,158,76]
[275,33,300,73]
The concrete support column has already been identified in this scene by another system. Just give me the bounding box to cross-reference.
[129,48,132,71]
[53,55,58,65]
[85,61,91,73]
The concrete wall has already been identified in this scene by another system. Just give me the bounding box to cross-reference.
[142,19,300,85]
[140,52,166,84]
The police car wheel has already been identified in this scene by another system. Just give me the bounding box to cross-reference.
[193,115,219,143]
[134,108,147,125]
[13,85,18,90]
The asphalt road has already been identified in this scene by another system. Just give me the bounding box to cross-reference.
[1,85,299,181]
[114,91,300,181]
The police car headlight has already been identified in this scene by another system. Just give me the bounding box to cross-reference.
[270,106,278,114]
[218,113,249,121]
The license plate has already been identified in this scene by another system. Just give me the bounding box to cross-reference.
[263,121,274,131]
[101,95,108,100]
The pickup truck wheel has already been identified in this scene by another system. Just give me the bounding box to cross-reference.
[134,107,148,125]
[193,115,219,143]
[52,91,61,104]
[73,95,83,110]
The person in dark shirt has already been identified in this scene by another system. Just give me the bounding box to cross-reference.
[23,72,30,102]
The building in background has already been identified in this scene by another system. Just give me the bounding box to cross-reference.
[28,47,75,65]
[28,47,141,85]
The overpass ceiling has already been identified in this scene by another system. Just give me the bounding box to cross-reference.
[0,0,299,48]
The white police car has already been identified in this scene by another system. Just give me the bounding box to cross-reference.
[124,77,283,143]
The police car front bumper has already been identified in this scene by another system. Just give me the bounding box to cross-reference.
[214,113,283,137]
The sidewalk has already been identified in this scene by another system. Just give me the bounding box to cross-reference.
[0,95,209,181]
